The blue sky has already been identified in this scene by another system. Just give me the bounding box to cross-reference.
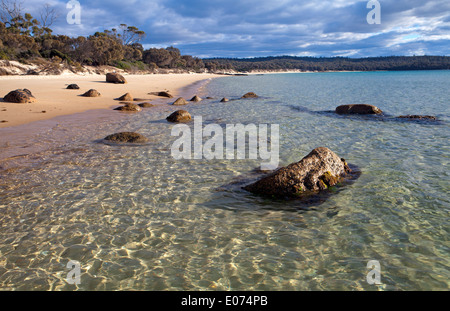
[23,0,450,58]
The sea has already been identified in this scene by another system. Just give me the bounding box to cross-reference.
[0,70,449,290]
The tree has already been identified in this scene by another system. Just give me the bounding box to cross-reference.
[37,3,59,36]
[0,0,23,27]
[104,24,145,46]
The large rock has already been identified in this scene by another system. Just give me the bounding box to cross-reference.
[106,72,127,84]
[82,89,101,97]
[336,104,382,115]
[172,97,188,106]
[242,92,258,98]
[243,147,352,198]
[166,110,192,123]
[104,132,148,143]
[3,89,36,103]
[114,103,142,112]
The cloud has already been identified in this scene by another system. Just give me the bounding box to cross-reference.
[18,0,450,58]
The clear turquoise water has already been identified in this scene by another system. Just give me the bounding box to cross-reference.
[0,71,449,290]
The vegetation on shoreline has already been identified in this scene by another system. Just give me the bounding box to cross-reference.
[203,55,450,72]
[0,1,205,74]
[0,1,449,75]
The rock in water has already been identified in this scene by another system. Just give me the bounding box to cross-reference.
[220,98,229,102]
[104,132,148,143]
[148,91,173,98]
[138,102,155,108]
[117,93,133,101]
[336,104,382,115]
[3,89,36,103]
[241,92,258,98]
[106,72,127,84]
[172,97,188,106]
[243,147,352,198]
[166,110,192,123]
[158,91,173,98]
[190,95,202,102]
[66,84,80,89]
[114,103,142,112]
[397,115,437,121]
[82,89,101,97]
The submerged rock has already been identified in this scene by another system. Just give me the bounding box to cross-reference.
[104,132,148,143]
[66,84,80,90]
[82,89,101,97]
[106,72,127,84]
[114,103,142,112]
[397,115,437,121]
[172,97,188,106]
[190,95,202,102]
[241,92,258,98]
[3,89,36,103]
[166,110,192,123]
[243,147,352,198]
[336,104,382,115]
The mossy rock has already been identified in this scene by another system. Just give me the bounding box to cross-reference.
[104,132,148,143]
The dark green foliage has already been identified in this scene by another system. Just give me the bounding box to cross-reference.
[203,55,450,72]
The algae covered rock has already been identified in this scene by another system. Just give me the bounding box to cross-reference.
[104,132,148,143]
[243,147,352,198]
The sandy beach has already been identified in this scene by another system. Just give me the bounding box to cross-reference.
[0,73,220,128]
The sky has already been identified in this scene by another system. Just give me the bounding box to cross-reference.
[21,0,450,58]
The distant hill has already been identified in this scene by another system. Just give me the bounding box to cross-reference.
[202,56,450,72]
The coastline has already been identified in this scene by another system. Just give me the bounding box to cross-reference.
[0,73,221,165]
[0,73,221,129]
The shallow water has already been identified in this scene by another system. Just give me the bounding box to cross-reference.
[0,71,449,291]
